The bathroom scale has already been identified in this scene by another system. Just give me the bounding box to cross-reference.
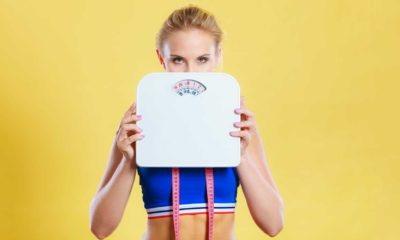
[135,72,240,168]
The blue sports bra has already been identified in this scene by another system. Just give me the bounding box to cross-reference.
[137,166,240,219]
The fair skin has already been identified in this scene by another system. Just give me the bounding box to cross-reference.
[90,28,284,240]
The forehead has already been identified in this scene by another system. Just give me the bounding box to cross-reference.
[162,28,216,57]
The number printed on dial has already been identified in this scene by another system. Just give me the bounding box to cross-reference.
[173,79,207,96]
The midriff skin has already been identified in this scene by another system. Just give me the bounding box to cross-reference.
[141,213,236,240]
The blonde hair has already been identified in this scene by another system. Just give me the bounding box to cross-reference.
[155,4,224,53]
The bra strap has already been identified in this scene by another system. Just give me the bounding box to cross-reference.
[171,167,215,240]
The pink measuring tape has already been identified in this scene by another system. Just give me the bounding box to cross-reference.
[172,167,214,240]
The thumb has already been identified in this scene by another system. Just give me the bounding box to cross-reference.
[240,95,245,107]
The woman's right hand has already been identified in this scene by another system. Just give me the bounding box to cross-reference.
[116,101,144,162]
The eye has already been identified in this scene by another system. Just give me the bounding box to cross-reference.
[172,57,184,64]
[198,57,209,63]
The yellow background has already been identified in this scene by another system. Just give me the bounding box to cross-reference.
[1,0,399,239]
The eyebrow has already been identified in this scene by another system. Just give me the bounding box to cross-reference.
[170,54,211,58]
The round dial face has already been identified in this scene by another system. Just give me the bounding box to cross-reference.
[173,79,207,96]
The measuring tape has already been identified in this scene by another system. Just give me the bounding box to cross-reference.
[172,167,215,240]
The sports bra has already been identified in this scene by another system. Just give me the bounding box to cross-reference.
[137,166,240,219]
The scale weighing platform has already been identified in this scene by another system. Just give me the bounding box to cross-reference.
[135,72,241,168]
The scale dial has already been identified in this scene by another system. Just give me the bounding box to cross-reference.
[173,79,207,96]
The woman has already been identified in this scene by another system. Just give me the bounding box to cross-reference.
[90,4,284,240]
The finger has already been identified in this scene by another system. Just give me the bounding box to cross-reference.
[124,102,137,118]
[124,133,144,144]
[233,120,254,129]
[117,130,128,142]
[234,108,254,119]
[121,123,142,133]
[121,114,142,124]
[229,130,251,143]
[117,111,141,136]
[229,130,246,137]
[129,101,137,112]
[118,124,134,140]
[117,122,131,141]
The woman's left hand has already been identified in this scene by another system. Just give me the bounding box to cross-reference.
[229,96,257,157]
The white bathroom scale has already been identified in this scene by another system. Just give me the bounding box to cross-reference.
[135,72,240,168]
